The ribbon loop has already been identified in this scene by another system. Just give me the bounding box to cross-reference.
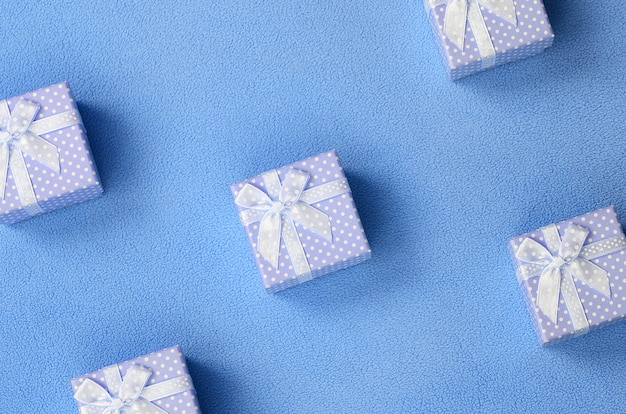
[234,184,272,210]
[558,224,588,261]
[74,379,115,407]
[118,365,151,402]
[515,223,613,330]
[279,169,309,206]
[6,100,38,136]
[515,237,553,266]
[443,0,468,51]
[235,168,350,278]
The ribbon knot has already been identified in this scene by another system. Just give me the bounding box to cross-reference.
[74,363,195,414]
[0,98,81,216]
[514,223,626,335]
[0,131,12,145]
[235,168,350,279]
[426,0,517,69]
[270,200,289,214]
[550,256,566,268]
[109,398,125,410]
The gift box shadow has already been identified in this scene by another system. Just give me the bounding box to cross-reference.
[546,322,626,362]
[186,358,243,414]
[78,103,117,191]
[454,0,591,91]
[541,0,569,33]
[273,171,422,307]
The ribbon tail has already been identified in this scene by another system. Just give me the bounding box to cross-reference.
[568,259,611,297]
[561,272,590,335]
[0,100,9,126]
[18,131,60,172]
[258,212,282,268]
[9,146,43,216]
[467,0,496,69]
[478,0,517,24]
[443,0,469,49]
[536,265,562,323]
[282,217,312,281]
[0,144,9,199]
[290,202,333,241]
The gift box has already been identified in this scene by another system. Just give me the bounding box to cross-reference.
[231,150,371,293]
[0,81,102,224]
[71,345,201,413]
[424,0,555,80]
[509,206,626,346]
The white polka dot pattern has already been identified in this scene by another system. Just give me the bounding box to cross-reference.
[70,345,201,414]
[426,0,555,80]
[0,82,102,224]
[509,207,626,346]
[231,150,372,293]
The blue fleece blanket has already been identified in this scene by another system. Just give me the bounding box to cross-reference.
[1,1,625,412]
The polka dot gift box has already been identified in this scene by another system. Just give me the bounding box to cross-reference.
[423,0,555,80]
[71,345,201,413]
[0,81,102,224]
[509,206,626,346]
[231,150,371,293]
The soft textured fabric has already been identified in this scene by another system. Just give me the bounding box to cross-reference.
[0,1,625,413]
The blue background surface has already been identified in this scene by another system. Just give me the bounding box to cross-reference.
[1,1,625,412]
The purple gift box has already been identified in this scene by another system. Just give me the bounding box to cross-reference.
[424,0,555,80]
[71,345,201,413]
[0,81,102,224]
[509,206,626,346]
[231,150,371,293]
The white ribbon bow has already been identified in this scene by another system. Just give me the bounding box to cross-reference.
[515,223,626,334]
[426,0,517,69]
[0,98,81,215]
[235,168,350,280]
[74,364,194,414]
